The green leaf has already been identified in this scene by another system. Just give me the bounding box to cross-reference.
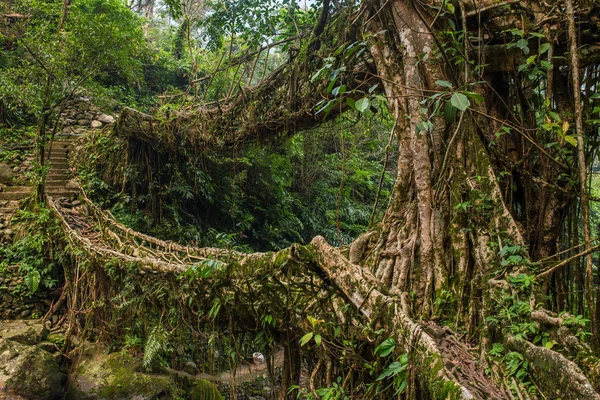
[346,97,356,110]
[24,270,41,294]
[450,92,470,111]
[376,360,407,381]
[435,80,453,88]
[416,120,432,133]
[300,332,313,346]
[314,334,322,346]
[374,337,396,357]
[463,91,484,103]
[311,63,333,82]
[563,135,577,147]
[539,43,551,54]
[444,101,458,122]
[331,85,346,97]
[355,97,370,113]
[315,100,335,115]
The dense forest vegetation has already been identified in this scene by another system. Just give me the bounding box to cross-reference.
[2,0,600,399]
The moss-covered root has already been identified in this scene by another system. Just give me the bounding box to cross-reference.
[310,236,474,399]
[507,336,600,400]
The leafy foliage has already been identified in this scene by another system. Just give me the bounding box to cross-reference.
[0,203,60,294]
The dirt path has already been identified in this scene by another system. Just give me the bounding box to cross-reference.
[197,350,284,383]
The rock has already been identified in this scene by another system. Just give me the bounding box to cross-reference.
[38,341,59,353]
[77,119,90,126]
[45,334,65,348]
[0,320,48,345]
[98,114,115,124]
[183,361,199,375]
[189,379,224,400]
[0,338,64,400]
[0,164,14,185]
[66,180,78,190]
[66,343,175,400]
[90,120,103,129]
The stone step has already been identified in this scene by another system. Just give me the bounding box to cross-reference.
[48,168,69,174]
[55,134,82,140]
[1,186,33,193]
[46,185,71,191]
[46,178,67,183]
[0,200,19,207]
[46,190,78,197]
[0,187,33,201]
[0,191,31,200]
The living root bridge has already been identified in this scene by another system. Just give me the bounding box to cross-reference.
[48,192,510,399]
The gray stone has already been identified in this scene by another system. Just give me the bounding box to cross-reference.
[183,361,199,375]
[0,163,14,185]
[37,341,58,354]
[90,120,103,129]
[65,343,174,400]
[77,119,89,126]
[0,338,64,400]
[66,180,79,190]
[98,114,115,124]
[0,319,48,345]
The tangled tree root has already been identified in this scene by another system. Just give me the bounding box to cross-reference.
[46,192,600,399]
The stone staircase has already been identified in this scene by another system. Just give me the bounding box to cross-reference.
[0,136,79,228]
[46,137,79,198]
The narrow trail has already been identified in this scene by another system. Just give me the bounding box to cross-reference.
[195,350,284,383]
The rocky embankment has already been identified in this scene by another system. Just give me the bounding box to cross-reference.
[0,317,279,400]
[0,319,227,399]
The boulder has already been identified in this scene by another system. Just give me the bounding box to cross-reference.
[66,343,175,399]
[0,319,48,345]
[0,339,64,400]
[98,114,115,124]
[183,361,200,375]
[189,379,224,400]
[0,164,14,185]
[90,120,103,129]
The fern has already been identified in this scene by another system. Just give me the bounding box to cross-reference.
[143,325,165,369]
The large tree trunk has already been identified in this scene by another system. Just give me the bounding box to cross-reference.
[347,0,600,397]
